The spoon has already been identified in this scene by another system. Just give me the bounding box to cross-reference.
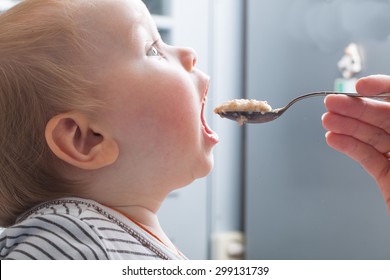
[215,91,390,124]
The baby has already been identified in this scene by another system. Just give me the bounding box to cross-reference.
[0,0,219,259]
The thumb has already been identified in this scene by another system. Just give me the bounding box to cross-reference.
[356,75,390,95]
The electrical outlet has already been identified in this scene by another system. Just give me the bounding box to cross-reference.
[211,231,245,260]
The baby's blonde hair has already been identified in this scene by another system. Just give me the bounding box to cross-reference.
[0,0,102,226]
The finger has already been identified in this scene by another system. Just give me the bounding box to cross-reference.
[322,112,390,154]
[356,75,390,95]
[325,132,390,183]
[324,94,390,134]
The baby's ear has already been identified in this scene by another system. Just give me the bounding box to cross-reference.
[45,112,119,170]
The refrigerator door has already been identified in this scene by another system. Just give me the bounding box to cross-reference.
[245,0,390,259]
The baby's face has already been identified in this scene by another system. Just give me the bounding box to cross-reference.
[87,0,218,190]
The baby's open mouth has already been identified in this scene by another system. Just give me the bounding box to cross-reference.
[201,97,219,143]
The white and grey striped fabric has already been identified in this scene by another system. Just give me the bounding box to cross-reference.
[0,198,186,260]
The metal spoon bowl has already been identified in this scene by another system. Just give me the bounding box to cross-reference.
[215,91,390,124]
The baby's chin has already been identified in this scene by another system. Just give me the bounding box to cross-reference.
[195,153,215,179]
[173,152,215,190]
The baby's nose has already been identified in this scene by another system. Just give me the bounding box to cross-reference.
[178,47,197,72]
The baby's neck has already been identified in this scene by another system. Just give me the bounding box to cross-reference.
[114,205,177,253]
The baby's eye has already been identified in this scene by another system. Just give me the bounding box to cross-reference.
[147,45,163,57]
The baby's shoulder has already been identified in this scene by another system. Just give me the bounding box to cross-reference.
[0,198,111,260]
[0,198,168,260]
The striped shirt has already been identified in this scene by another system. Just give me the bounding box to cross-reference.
[0,198,187,260]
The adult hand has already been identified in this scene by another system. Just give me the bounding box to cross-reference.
[322,75,390,213]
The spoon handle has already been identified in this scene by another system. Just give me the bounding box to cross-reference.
[315,91,390,99]
[284,91,390,111]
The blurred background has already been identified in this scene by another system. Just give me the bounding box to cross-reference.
[2,0,390,259]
